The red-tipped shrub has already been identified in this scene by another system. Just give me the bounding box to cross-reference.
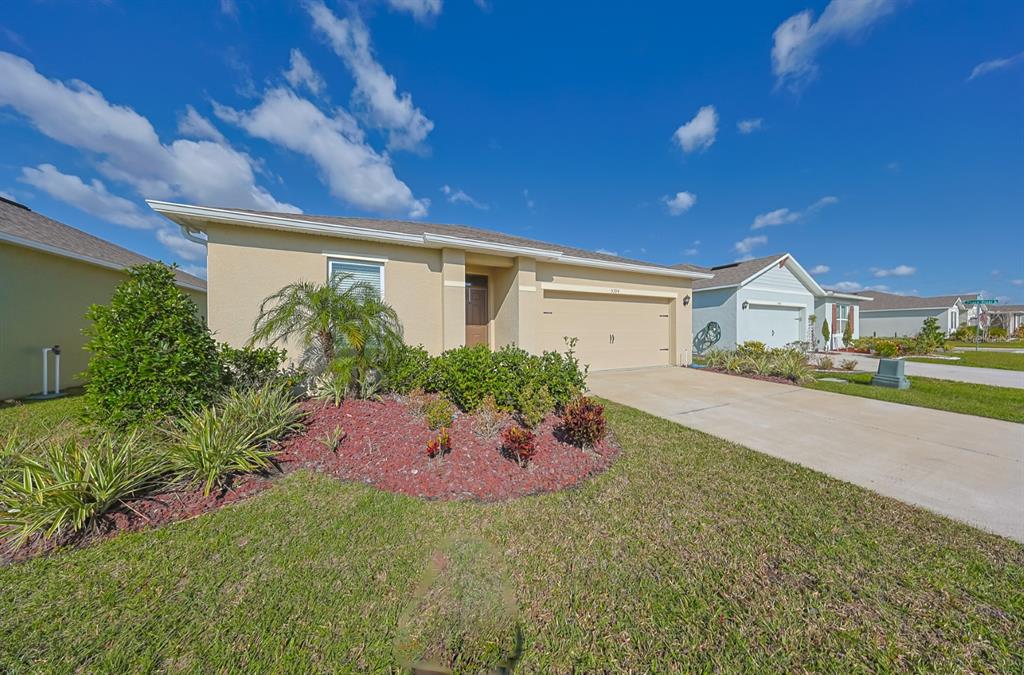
[560,396,606,449]
[501,425,537,467]
[426,427,451,459]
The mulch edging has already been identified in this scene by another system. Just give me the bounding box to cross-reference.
[699,367,799,386]
[2,397,618,564]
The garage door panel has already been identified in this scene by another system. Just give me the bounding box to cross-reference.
[540,291,672,371]
[746,305,802,347]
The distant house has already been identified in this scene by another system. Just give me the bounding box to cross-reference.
[676,253,869,352]
[0,197,207,399]
[986,305,1024,335]
[852,291,975,338]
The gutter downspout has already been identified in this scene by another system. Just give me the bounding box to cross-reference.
[179,225,208,247]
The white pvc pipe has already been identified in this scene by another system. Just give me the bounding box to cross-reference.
[41,347,51,396]
[54,352,61,395]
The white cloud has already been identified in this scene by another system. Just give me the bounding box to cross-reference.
[810,264,830,274]
[440,184,488,210]
[750,195,837,229]
[968,51,1024,81]
[672,105,718,153]
[384,0,443,22]
[219,0,238,18]
[737,118,764,134]
[19,164,160,229]
[180,263,208,279]
[830,281,891,292]
[684,240,700,256]
[596,248,618,256]
[1009,279,1023,287]
[0,51,297,220]
[156,225,206,262]
[662,191,697,215]
[523,189,535,210]
[177,104,226,144]
[217,87,428,217]
[0,190,16,201]
[307,2,434,152]
[733,235,767,255]
[871,264,916,278]
[284,49,325,95]
[772,0,905,91]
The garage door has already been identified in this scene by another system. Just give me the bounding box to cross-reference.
[539,291,672,371]
[746,305,802,347]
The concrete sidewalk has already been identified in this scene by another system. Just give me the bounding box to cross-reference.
[590,366,1024,542]
[832,353,1024,389]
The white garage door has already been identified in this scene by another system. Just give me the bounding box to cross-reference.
[539,291,672,371]
[746,305,802,348]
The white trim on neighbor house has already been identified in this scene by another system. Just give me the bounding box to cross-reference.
[744,299,807,309]
[860,305,957,313]
[540,281,678,299]
[146,200,713,281]
[0,229,207,293]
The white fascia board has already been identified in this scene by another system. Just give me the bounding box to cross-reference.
[692,283,740,293]
[860,306,950,313]
[147,200,713,281]
[745,299,808,309]
[0,230,206,293]
[825,291,873,302]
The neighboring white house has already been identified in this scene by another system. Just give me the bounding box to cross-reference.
[853,291,976,338]
[676,253,869,352]
[987,305,1024,335]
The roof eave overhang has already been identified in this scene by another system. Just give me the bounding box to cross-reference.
[146,200,713,281]
[0,230,206,293]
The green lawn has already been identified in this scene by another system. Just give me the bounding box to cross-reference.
[946,340,1024,350]
[0,391,86,442]
[806,373,1024,423]
[2,401,1022,671]
[908,350,1024,371]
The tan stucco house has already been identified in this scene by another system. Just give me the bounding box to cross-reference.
[148,201,712,372]
[0,197,207,400]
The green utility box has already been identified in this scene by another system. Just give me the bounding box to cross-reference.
[871,358,911,390]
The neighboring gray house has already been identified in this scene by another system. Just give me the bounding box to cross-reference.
[985,304,1024,335]
[677,253,869,351]
[853,291,976,338]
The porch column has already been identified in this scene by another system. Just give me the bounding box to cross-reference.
[675,287,693,366]
[441,248,466,350]
[513,257,538,353]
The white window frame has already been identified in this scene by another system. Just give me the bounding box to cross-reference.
[326,255,386,299]
[834,303,849,337]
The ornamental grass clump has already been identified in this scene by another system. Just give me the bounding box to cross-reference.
[559,397,607,449]
[0,430,167,549]
[500,426,537,467]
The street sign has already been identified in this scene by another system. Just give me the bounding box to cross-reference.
[965,299,999,305]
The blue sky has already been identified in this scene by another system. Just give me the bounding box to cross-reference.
[1,0,1021,301]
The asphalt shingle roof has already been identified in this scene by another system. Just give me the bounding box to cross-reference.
[229,207,685,272]
[673,253,785,289]
[853,290,975,311]
[0,197,206,290]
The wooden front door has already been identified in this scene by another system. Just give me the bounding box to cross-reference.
[465,274,489,347]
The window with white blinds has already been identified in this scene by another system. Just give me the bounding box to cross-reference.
[329,259,384,299]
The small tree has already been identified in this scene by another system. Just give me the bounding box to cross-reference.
[821,317,831,349]
[917,316,944,353]
[808,314,818,351]
[842,319,853,348]
[82,263,220,427]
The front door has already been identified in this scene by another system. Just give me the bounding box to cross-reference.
[465,274,489,347]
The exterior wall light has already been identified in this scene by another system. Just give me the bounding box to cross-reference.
[683,294,690,306]
[742,301,749,310]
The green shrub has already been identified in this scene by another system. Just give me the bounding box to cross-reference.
[954,325,979,341]
[423,396,456,431]
[516,383,554,429]
[842,320,853,348]
[1014,325,1024,340]
[168,383,304,496]
[0,431,167,549]
[915,317,945,353]
[312,361,349,406]
[737,340,767,356]
[219,344,287,390]
[821,319,831,346]
[989,326,1008,339]
[559,397,606,449]
[704,347,812,384]
[875,340,901,358]
[771,348,814,383]
[82,263,220,428]
[382,344,432,394]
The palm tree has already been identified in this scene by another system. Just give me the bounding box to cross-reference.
[248,276,403,392]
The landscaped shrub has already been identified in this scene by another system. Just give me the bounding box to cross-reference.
[915,317,945,353]
[500,426,536,467]
[0,430,167,548]
[516,383,554,429]
[875,340,901,358]
[840,358,858,371]
[705,347,813,383]
[382,344,432,394]
[954,325,979,341]
[168,383,304,496]
[426,427,451,459]
[82,263,220,428]
[821,319,831,347]
[816,355,835,370]
[737,340,767,356]
[771,349,814,383]
[842,320,853,348]
[1015,326,1024,340]
[312,362,349,406]
[989,326,1008,339]
[472,395,508,439]
[423,396,456,430]
[219,344,287,391]
[559,397,606,449]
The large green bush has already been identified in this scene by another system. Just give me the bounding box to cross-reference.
[703,347,813,383]
[219,344,288,391]
[81,264,220,428]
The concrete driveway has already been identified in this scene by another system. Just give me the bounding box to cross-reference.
[833,353,1024,389]
[589,367,1024,542]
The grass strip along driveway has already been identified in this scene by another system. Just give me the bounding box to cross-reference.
[807,372,1024,423]
[2,402,1022,671]
[909,349,1024,371]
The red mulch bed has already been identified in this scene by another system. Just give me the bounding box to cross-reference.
[278,398,620,502]
[2,397,618,564]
